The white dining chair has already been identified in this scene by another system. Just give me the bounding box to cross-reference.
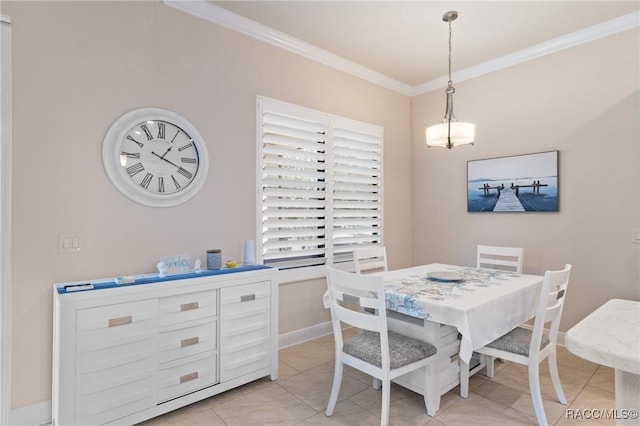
[460,264,572,426]
[477,244,524,273]
[324,267,439,425]
[353,246,388,274]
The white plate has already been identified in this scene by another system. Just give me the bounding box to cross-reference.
[427,271,464,282]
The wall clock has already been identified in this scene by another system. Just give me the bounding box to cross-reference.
[102,108,209,207]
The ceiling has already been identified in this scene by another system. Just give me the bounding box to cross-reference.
[172,1,640,95]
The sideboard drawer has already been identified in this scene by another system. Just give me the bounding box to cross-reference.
[159,318,217,364]
[76,300,157,352]
[159,290,217,329]
[220,281,269,310]
[158,351,217,403]
[219,336,270,382]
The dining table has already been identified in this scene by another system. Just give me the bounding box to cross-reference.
[325,263,544,415]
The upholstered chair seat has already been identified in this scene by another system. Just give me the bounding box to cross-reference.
[344,330,437,369]
[485,327,550,357]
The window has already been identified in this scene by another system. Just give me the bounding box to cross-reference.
[257,97,383,270]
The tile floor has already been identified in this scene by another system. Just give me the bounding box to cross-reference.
[140,330,617,426]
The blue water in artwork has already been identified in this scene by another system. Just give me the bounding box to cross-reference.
[467,176,558,212]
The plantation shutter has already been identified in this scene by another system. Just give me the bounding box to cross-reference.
[331,118,383,263]
[257,97,383,270]
[259,99,328,268]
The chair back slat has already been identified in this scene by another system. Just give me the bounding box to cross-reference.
[543,279,568,323]
[326,267,387,334]
[353,247,388,274]
[332,288,380,310]
[477,245,524,273]
[333,303,384,333]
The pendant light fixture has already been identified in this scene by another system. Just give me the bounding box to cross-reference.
[426,11,475,149]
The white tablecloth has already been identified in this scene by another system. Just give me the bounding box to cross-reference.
[382,264,543,363]
[323,263,543,364]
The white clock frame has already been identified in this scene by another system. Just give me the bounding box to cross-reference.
[102,108,209,208]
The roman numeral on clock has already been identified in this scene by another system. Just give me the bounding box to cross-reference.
[181,157,196,164]
[158,177,165,193]
[121,151,140,159]
[126,135,144,148]
[126,163,145,177]
[178,143,193,152]
[177,167,193,180]
[171,175,181,190]
[140,172,153,189]
[157,122,165,139]
[140,124,154,140]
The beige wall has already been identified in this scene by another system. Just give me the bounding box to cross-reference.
[4,0,639,413]
[411,29,640,330]
[4,1,412,408]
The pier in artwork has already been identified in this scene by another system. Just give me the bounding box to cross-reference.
[478,181,549,212]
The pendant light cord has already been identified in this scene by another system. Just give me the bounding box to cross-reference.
[426,10,475,149]
[447,19,453,88]
[446,17,454,148]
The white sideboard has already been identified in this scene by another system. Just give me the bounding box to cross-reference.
[52,266,278,426]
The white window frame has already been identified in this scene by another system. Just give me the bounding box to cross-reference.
[256,97,383,283]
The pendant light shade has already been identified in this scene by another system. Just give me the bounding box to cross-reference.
[426,11,475,150]
[426,122,475,148]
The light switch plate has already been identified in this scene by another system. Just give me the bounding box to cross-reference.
[59,233,83,253]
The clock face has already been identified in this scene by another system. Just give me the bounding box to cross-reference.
[103,108,209,207]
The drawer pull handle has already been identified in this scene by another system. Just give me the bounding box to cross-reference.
[181,337,199,347]
[181,302,199,311]
[240,294,256,302]
[180,372,198,383]
[450,353,460,363]
[108,316,132,328]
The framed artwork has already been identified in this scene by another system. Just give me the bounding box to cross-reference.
[467,151,559,212]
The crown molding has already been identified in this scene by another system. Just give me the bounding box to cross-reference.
[163,0,413,95]
[411,10,640,96]
[164,2,639,97]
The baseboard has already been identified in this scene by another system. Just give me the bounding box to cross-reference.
[559,331,566,347]
[278,320,333,349]
[10,400,50,426]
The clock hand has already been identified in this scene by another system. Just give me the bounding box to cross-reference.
[152,151,182,169]
[160,146,172,160]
